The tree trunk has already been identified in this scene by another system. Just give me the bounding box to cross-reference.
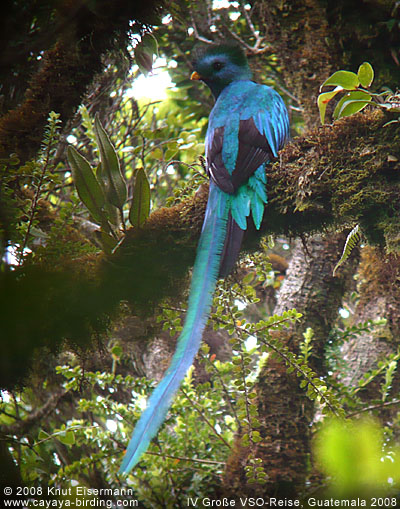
[221,233,359,497]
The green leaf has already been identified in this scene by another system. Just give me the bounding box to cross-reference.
[333,90,372,120]
[134,45,153,75]
[95,163,119,226]
[94,115,127,209]
[141,33,158,57]
[242,272,255,285]
[135,48,153,75]
[67,145,106,224]
[315,418,400,494]
[95,230,118,255]
[129,168,151,227]
[357,62,374,88]
[134,34,158,75]
[317,87,343,124]
[333,225,361,276]
[321,71,359,91]
[111,344,123,359]
[57,430,75,446]
[38,430,49,441]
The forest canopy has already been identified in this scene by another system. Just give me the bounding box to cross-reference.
[1,0,400,507]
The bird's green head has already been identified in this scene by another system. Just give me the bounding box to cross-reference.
[191,43,252,98]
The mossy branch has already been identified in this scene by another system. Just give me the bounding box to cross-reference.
[108,108,400,311]
[2,109,399,389]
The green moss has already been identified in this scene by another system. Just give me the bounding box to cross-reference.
[262,109,400,253]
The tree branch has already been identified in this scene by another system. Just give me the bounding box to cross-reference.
[0,389,69,435]
[108,109,400,311]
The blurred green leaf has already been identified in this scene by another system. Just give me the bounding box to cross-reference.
[134,33,158,75]
[315,418,400,495]
[57,430,75,446]
[135,48,154,75]
[135,47,153,75]
[95,230,118,255]
[94,115,127,209]
[38,430,49,441]
[129,168,151,227]
[67,145,106,224]
[358,62,374,88]
[94,164,120,226]
[141,33,158,57]
[111,344,123,359]
[242,272,255,285]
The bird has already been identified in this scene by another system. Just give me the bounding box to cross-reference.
[119,42,289,474]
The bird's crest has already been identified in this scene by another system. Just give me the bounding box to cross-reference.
[192,42,247,69]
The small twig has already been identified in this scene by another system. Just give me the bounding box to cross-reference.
[131,101,161,133]
[118,207,126,234]
[256,334,340,417]
[200,351,242,430]
[180,387,232,449]
[18,146,53,264]
[0,389,69,435]
[346,399,400,418]
[145,450,225,465]
[300,234,312,259]
[272,79,302,105]
[191,16,214,45]
[159,304,187,314]
[352,351,400,395]
[239,0,257,40]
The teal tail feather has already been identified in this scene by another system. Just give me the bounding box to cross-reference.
[119,182,229,474]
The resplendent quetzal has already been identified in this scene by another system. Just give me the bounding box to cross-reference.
[120,43,289,474]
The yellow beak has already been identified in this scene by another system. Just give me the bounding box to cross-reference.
[190,71,201,81]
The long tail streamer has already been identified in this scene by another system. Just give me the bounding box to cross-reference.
[120,182,229,473]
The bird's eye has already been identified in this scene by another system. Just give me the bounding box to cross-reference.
[212,61,224,71]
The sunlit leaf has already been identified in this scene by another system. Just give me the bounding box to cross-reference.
[94,115,127,209]
[38,430,49,441]
[358,62,374,88]
[129,168,151,227]
[321,70,359,91]
[317,87,343,124]
[242,272,255,285]
[57,430,75,446]
[111,344,123,360]
[333,90,372,120]
[333,225,361,276]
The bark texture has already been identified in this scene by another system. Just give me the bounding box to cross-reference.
[340,247,400,394]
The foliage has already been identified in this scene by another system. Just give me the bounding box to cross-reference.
[134,33,159,75]
[68,114,144,254]
[318,62,400,124]
[65,65,208,253]
[4,253,400,503]
[333,224,361,276]
[0,111,90,267]
[0,263,310,503]
[2,0,400,504]
[314,418,400,497]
